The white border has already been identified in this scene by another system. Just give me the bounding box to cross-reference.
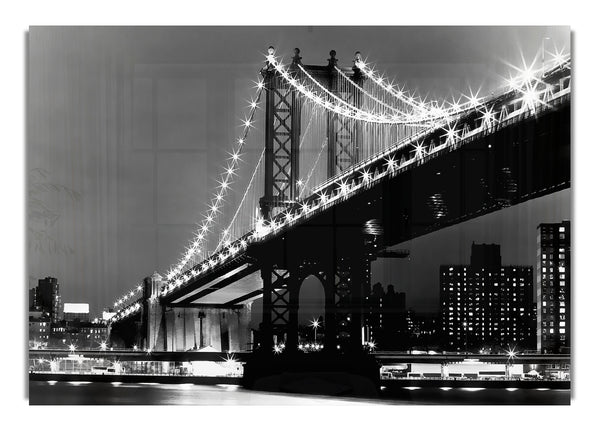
[3,1,598,428]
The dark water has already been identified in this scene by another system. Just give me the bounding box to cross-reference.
[29,381,570,405]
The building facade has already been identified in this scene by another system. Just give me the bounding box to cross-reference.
[28,311,51,348]
[440,243,535,352]
[63,303,90,322]
[35,277,61,323]
[537,221,571,353]
[405,310,440,349]
[49,321,109,349]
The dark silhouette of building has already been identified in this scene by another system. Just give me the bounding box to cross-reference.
[364,282,406,349]
[405,310,441,349]
[537,221,570,353]
[29,288,38,311]
[34,277,61,323]
[470,243,501,269]
[440,243,535,352]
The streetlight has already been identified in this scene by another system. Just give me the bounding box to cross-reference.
[310,318,320,345]
[505,346,517,379]
[68,343,76,354]
[100,341,107,351]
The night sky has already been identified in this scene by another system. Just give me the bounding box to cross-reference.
[27,26,570,321]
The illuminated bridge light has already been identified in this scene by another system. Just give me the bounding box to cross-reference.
[427,193,448,219]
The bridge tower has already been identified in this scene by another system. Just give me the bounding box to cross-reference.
[257,47,371,354]
[259,47,303,220]
[259,47,364,219]
[326,50,364,177]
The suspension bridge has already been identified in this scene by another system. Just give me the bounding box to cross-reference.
[107,47,571,355]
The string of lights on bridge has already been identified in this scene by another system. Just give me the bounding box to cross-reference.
[107,75,266,317]
[108,48,570,324]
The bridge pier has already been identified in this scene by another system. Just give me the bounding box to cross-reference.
[157,305,251,352]
[141,273,252,352]
[257,229,374,354]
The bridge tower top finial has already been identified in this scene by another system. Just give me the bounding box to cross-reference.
[291,48,302,68]
[262,45,276,75]
[327,50,338,70]
[353,51,364,78]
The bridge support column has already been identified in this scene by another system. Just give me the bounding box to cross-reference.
[143,272,165,351]
[286,274,301,352]
[259,263,292,351]
[260,265,273,351]
[323,266,337,352]
[162,305,251,352]
[349,255,370,352]
[326,52,364,177]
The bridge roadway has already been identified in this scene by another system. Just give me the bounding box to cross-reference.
[156,68,570,309]
[29,349,569,366]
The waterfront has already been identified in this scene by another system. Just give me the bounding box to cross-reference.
[29,381,569,405]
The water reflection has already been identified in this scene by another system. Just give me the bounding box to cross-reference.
[29,381,570,405]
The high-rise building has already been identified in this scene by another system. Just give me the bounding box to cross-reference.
[537,221,571,353]
[405,310,440,348]
[363,283,406,349]
[29,288,38,311]
[35,277,61,323]
[440,243,535,352]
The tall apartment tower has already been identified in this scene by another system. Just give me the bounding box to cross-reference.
[440,243,535,351]
[363,283,406,349]
[537,221,571,353]
[36,277,62,323]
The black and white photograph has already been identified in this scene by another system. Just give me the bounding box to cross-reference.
[6,1,599,419]
[24,24,573,407]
